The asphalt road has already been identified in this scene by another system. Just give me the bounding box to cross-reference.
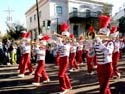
[0,56,125,94]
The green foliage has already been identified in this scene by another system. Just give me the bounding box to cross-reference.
[6,23,26,40]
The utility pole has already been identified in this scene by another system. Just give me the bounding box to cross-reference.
[57,18,59,34]
[4,6,14,23]
[36,0,41,34]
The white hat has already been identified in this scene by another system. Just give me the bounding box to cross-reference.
[62,31,70,37]
[98,28,110,36]
[110,32,119,38]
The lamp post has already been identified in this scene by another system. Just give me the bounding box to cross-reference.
[36,0,41,34]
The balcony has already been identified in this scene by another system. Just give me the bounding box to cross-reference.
[69,11,101,18]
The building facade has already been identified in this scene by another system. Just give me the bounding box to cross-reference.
[112,8,125,26]
[25,0,112,40]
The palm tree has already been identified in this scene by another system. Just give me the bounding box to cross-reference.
[6,23,26,40]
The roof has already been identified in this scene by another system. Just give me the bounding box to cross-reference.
[25,0,48,15]
[25,0,113,15]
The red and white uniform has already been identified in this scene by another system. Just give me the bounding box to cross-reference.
[94,40,114,94]
[53,45,60,66]
[77,42,83,64]
[85,40,95,73]
[58,43,72,91]
[69,43,78,70]
[119,40,125,59]
[112,40,121,77]
[19,43,34,74]
[33,47,49,83]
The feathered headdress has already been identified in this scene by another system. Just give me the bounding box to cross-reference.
[40,34,50,45]
[70,33,74,39]
[99,15,110,28]
[110,26,119,38]
[98,15,111,36]
[22,31,31,41]
[110,26,117,34]
[87,26,96,39]
[88,26,94,33]
[79,35,84,41]
[60,22,70,37]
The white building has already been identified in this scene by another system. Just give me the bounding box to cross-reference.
[25,0,112,40]
[112,8,125,26]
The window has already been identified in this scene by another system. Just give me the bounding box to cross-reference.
[43,21,45,27]
[73,7,78,12]
[39,11,41,18]
[30,17,32,23]
[34,14,36,21]
[56,6,62,15]
[73,7,78,16]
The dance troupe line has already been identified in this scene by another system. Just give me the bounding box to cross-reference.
[17,15,125,94]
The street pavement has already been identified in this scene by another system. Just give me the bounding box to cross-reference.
[0,56,125,94]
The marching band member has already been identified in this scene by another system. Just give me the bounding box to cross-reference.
[32,35,50,86]
[69,33,79,72]
[89,15,114,94]
[119,36,124,59]
[58,23,72,94]
[77,35,84,65]
[85,26,96,75]
[110,26,121,79]
[18,31,34,78]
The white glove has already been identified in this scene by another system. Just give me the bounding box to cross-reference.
[95,37,102,44]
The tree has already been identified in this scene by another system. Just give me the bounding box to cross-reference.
[118,16,125,35]
[6,23,26,40]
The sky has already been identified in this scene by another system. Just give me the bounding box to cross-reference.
[0,0,35,35]
[0,0,125,35]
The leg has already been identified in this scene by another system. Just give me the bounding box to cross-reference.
[58,56,72,91]
[97,63,113,94]
[86,51,93,73]
[112,52,120,77]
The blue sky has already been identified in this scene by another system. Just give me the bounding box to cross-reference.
[0,0,35,34]
[0,0,125,35]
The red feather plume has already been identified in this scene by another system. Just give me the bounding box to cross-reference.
[70,33,74,39]
[99,15,110,28]
[110,26,117,34]
[60,22,69,32]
